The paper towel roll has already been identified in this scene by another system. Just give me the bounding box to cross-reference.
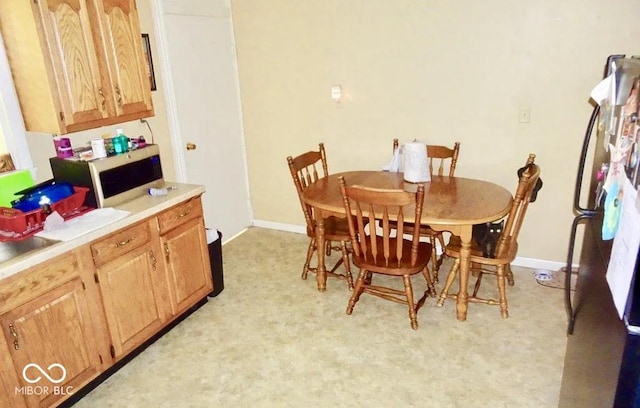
[91,138,107,159]
[403,141,430,183]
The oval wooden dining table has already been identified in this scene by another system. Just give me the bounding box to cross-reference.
[301,170,513,321]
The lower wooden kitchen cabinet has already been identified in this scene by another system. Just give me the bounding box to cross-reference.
[158,197,212,316]
[0,194,213,407]
[91,220,166,359]
[0,250,103,408]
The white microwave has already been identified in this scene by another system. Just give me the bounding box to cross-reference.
[49,145,164,208]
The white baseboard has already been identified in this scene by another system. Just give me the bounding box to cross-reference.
[221,228,249,245]
[252,219,306,234]
[511,256,573,272]
[251,219,576,271]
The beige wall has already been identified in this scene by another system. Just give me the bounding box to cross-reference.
[25,0,176,184]
[231,0,640,263]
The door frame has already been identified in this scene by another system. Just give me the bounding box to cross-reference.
[148,0,253,240]
[0,31,34,174]
[148,0,187,182]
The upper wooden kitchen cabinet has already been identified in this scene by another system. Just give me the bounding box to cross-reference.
[0,0,153,134]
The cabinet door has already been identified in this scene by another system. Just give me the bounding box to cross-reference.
[93,0,153,119]
[34,0,110,130]
[0,338,27,408]
[96,244,164,358]
[161,217,213,315]
[0,278,101,408]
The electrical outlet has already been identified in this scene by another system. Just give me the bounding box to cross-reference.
[518,107,531,124]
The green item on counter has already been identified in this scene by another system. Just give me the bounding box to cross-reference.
[114,128,129,154]
[0,169,35,208]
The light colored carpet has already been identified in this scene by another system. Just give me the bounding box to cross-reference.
[74,227,567,407]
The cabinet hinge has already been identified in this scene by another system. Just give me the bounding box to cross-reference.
[94,273,99,284]
[59,111,65,122]
[109,345,115,359]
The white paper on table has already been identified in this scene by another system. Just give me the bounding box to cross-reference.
[606,178,640,319]
[382,146,403,172]
[35,208,130,241]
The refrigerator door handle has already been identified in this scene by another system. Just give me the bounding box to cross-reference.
[572,105,600,217]
[566,103,604,334]
[565,213,595,334]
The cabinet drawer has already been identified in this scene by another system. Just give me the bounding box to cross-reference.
[0,252,80,314]
[91,221,152,266]
[157,197,203,234]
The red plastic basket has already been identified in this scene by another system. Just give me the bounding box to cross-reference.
[0,186,91,241]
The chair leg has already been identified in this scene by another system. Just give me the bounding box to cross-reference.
[471,262,482,278]
[429,236,439,283]
[302,237,316,280]
[325,240,332,256]
[437,233,446,255]
[437,258,460,307]
[506,263,515,286]
[472,271,484,297]
[364,271,373,285]
[340,240,354,289]
[403,275,418,330]
[420,265,436,297]
[347,269,367,315]
[497,265,509,318]
[436,233,446,279]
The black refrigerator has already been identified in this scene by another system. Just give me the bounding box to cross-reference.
[559,55,640,408]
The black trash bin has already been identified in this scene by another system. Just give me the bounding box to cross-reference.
[206,229,224,297]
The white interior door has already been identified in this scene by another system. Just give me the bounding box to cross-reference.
[159,3,251,239]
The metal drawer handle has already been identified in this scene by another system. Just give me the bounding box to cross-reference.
[175,211,190,219]
[115,86,122,106]
[98,87,106,111]
[9,323,18,350]
[114,237,134,248]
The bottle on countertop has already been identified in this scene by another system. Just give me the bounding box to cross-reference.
[114,128,129,154]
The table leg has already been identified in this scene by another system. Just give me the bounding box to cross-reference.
[315,212,327,292]
[456,226,472,321]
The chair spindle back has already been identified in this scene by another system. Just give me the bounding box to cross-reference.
[287,143,329,232]
[339,177,425,268]
[495,154,541,260]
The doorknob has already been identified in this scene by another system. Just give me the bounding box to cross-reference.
[186,143,197,150]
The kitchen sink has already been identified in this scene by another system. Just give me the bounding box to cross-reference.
[0,236,58,265]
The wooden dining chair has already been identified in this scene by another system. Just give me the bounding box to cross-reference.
[339,176,436,329]
[436,154,541,318]
[391,138,461,281]
[287,143,354,289]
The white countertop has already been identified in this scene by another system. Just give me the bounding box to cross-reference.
[0,183,205,281]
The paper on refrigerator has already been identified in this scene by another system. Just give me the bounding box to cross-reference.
[591,74,615,105]
[606,178,640,319]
